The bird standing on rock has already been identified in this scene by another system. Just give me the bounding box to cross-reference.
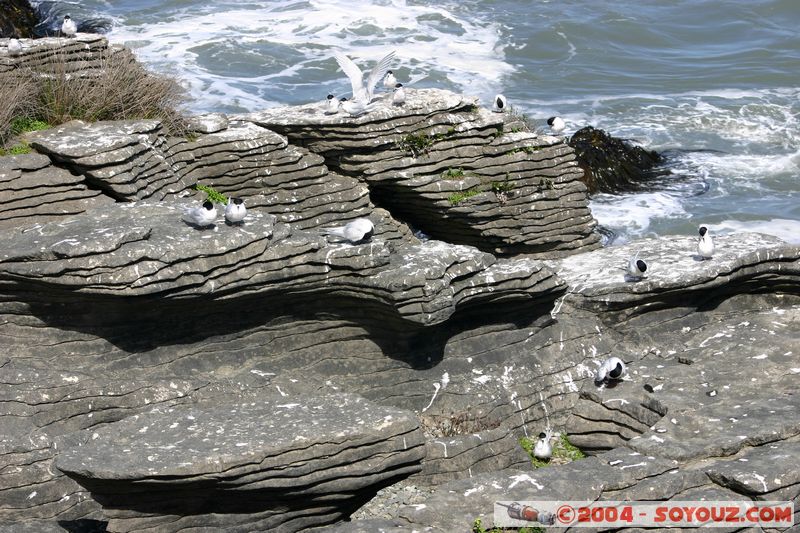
[392,83,406,106]
[383,70,397,90]
[493,94,507,113]
[626,252,647,280]
[225,197,247,225]
[533,430,553,460]
[338,97,368,117]
[8,38,22,56]
[183,200,217,228]
[321,218,374,243]
[547,116,566,134]
[595,356,627,384]
[697,225,714,259]
[61,15,78,37]
[324,94,339,114]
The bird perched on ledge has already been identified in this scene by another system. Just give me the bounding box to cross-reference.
[493,94,507,113]
[533,429,553,460]
[183,200,217,228]
[321,218,374,244]
[626,252,647,281]
[224,197,247,225]
[547,116,566,134]
[595,356,627,385]
[61,15,77,38]
[392,83,406,106]
[697,225,714,259]
[8,38,22,56]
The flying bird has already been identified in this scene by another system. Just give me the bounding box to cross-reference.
[493,94,507,113]
[383,70,397,89]
[225,197,247,225]
[7,38,22,56]
[321,218,375,243]
[333,49,396,104]
[61,15,78,37]
[183,200,217,228]
[595,356,627,384]
[547,116,566,134]
[392,83,406,106]
[697,225,714,259]
[533,430,553,460]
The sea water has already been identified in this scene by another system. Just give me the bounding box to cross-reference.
[34,0,800,244]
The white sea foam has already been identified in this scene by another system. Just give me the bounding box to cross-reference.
[713,219,800,245]
[590,191,688,239]
[108,0,513,112]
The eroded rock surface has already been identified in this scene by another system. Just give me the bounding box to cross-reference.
[242,88,601,257]
[56,392,425,532]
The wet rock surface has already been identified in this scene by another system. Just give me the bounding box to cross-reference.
[569,125,666,194]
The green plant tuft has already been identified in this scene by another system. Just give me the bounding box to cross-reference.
[192,183,228,204]
[0,143,32,156]
[443,167,465,180]
[472,517,543,533]
[448,188,480,205]
[10,117,50,135]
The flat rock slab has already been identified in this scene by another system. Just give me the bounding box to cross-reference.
[56,392,426,532]
[546,233,799,319]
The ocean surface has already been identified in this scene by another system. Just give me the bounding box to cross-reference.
[34,0,800,244]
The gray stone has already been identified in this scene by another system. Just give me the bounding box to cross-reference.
[56,392,426,532]
[241,88,601,258]
[0,153,110,230]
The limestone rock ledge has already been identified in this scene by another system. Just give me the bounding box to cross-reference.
[55,392,425,533]
[0,153,111,230]
[242,88,601,258]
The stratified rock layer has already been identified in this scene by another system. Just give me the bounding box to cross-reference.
[56,392,426,533]
[242,88,601,258]
[0,153,110,230]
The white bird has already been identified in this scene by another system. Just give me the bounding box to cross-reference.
[595,357,627,384]
[333,49,396,104]
[321,218,375,243]
[493,94,507,113]
[547,116,566,134]
[383,70,397,89]
[338,97,370,117]
[324,94,339,114]
[626,252,647,280]
[392,83,406,106]
[183,200,217,228]
[224,197,247,225]
[7,38,22,57]
[61,15,78,38]
[697,225,714,259]
[533,430,553,461]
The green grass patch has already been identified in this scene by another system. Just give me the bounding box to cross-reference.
[520,433,585,468]
[10,117,50,135]
[442,167,466,180]
[192,183,227,204]
[0,143,32,156]
[448,188,480,205]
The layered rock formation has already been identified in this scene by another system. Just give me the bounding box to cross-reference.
[242,88,601,257]
[0,153,110,230]
[56,392,425,532]
[1,34,112,75]
[2,35,799,533]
